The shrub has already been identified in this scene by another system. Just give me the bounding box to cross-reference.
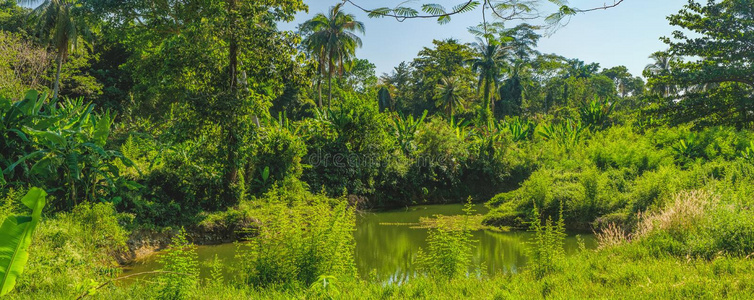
[157,228,199,300]
[238,191,355,287]
[15,202,129,297]
[415,199,475,280]
[527,203,566,278]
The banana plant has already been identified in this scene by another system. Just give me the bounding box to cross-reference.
[389,110,428,155]
[1,91,56,181]
[671,133,701,164]
[0,187,47,296]
[473,118,507,160]
[539,118,585,150]
[449,116,470,139]
[3,91,135,210]
[578,97,615,131]
[254,166,271,190]
[506,117,535,142]
[740,141,754,162]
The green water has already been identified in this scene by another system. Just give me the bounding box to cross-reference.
[122,204,596,282]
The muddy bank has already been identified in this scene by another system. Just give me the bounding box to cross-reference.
[118,216,260,264]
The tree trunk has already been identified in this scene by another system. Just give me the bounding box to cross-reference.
[317,78,323,108]
[490,89,495,118]
[328,72,332,108]
[224,0,240,201]
[483,79,492,121]
[53,52,63,99]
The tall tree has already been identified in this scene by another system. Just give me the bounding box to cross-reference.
[409,39,474,116]
[468,38,506,121]
[435,76,469,117]
[380,61,413,110]
[24,0,89,99]
[647,0,754,128]
[301,3,365,108]
[88,0,307,205]
[643,51,679,97]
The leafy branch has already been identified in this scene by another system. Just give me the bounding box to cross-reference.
[341,0,626,27]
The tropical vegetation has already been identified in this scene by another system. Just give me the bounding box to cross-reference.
[1,0,754,299]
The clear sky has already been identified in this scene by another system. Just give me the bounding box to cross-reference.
[278,0,690,78]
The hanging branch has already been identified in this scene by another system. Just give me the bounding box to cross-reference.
[341,0,626,25]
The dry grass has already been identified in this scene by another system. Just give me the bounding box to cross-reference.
[597,190,719,249]
[636,190,718,238]
[596,223,631,249]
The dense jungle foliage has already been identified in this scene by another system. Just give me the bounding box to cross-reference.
[2,0,754,298]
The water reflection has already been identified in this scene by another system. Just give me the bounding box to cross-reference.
[123,204,596,282]
[354,204,596,281]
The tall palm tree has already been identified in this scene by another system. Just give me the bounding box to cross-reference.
[644,51,679,97]
[301,4,364,108]
[25,0,88,99]
[468,38,506,121]
[435,76,467,117]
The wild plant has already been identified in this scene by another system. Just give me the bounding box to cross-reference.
[578,96,614,130]
[157,228,198,300]
[505,117,535,142]
[527,201,566,279]
[739,141,754,161]
[671,133,701,164]
[539,118,585,150]
[449,115,471,139]
[238,195,355,287]
[416,197,475,280]
[389,110,428,155]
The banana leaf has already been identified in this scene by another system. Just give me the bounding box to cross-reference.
[0,187,47,296]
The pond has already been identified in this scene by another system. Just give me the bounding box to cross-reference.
[122,204,596,282]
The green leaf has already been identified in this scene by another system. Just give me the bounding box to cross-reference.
[4,150,46,174]
[367,7,391,18]
[0,188,47,296]
[30,156,57,176]
[24,127,65,146]
[93,112,111,147]
[421,4,446,15]
[65,153,82,180]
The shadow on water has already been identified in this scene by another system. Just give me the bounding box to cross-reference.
[122,203,596,283]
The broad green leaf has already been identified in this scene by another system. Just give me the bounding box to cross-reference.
[0,188,47,296]
[65,153,82,180]
[93,112,111,147]
[30,156,58,176]
[24,127,65,146]
[4,150,46,174]
[0,97,10,112]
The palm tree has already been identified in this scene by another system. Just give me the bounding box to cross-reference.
[25,0,88,99]
[301,4,365,108]
[435,76,467,117]
[644,51,679,97]
[468,38,506,121]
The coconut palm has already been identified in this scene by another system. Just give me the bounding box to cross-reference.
[301,3,365,108]
[468,38,507,121]
[24,0,89,99]
[435,76,468,117]
[644,51,679,97]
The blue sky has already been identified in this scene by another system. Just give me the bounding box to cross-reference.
[278,0,690,78]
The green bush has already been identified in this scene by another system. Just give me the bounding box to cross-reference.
[238,189,355,288]
[14,202,129,298]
